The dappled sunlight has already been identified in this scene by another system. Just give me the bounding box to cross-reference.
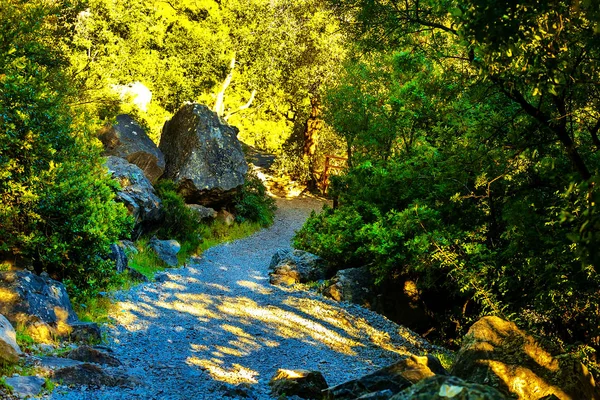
[188,357,259,384]
[236,280,273,295]
[0,287,18,302]
[162,281,187,291]
[204,283,231,292]
[283,297,407,354]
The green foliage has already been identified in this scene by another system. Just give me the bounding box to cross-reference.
[297,45,600,352]
[154,180,201,242]
[235,171,276,227]
[0,0,132,297]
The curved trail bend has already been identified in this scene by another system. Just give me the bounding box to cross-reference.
[49,197,433,400]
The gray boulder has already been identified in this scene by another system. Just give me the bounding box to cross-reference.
[159,103,248,206]
[324,355,445,399]
[67,346,122,367]
[323,267,375,308]
[186,204,217,221]
[270,369,328,399]
[108,243,128,273]
[268,249,332,285]
[149,238,180,267]
[0,313,21,364]
[99,114,165,183]
[105,156,163,235]
[0,271,100,343]
[50,363,136,388]
[390,375,507,400]
[5,376,46,399]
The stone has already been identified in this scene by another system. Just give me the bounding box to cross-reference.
[67,346,122,367]
[105,156,163,235]
[108,243,128,273]
[98,114,165,183]
[126,267,149,282]
[322,267,375,308]
[186,204,217,221]
[4,376,46,399]
[119,240,138,255]
[268,249,333,285]
[323,355,445,399]
[0,271,88,341]
[357,391,395,399]
[154,272,169,283]
[269,369,328,399]
[159,103,248,206]
[0,314,21,364]
[217,209,235,226]
[390,375,507,400]
[69,321,102,344]
[148,238,180,267]
[50,363,136,388]
[36,356,85,373]
[451,316,600,400]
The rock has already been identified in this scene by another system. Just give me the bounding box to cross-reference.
[0,314,21,364]
[451,316,600,400]
[220,382,257,399]
[148,238,180,267]
[323,267,375,308]
[186,204,217,221]
[269,369,328,399]
[67,346,122,367]
[98,114,165,183]
[268,249,333,285]
[390,375,507,400]
[4,376,46,399]
[159,103,248,206]
[217,209,235,226]
[0,271,98,342]
[357,391,395,399]
[50,363,136,388]
[323,355,444,399]
[108,243,128,273]
[105,156,163,235]
[154,272,169,283]
[36,356,85,373]
[119,240,138,255]
[126,267,149,282]
[69,321,102,344]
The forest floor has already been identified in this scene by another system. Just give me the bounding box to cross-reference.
[47,195,437,400]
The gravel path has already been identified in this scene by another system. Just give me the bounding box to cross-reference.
[48,197,435,400]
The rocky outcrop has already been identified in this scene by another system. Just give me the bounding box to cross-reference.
[391,375,507,400]
[270,369,328,399]
[0,271,100,343]
[324,355,446,399]
[109,243,128,273]
[451,316,600,400]
[105,156,163,234]
[268,249,332,285]
[186,204,217,221]
[51,363,136,388]
[149,238,180,267]
[323,267,375,308]
[99,114,165,183]
[0,314,21,364]
[159,103,248,206]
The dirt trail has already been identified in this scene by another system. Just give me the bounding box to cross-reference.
[48,196,434,400]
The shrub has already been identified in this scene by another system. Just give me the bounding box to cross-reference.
[235,171,276,227]
[154,180,201,242]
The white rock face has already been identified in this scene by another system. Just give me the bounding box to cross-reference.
[0,313,21,364]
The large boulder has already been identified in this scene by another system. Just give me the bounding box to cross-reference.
[391,375,507,400]
[4,376,46,399]
[105,156,163,234]
[268,249,333,285]
[0,313,21,364]
[270,369,328,399]
[451,316,600,400]
[324,355,446,399]
[322,267,375,308]
[0,271,100,342]
[159,103,248,206]
[98,114,165,183]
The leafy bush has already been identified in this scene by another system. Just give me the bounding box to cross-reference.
[0,0,132,296]
[235,171,276,227]
[154,180,201,242]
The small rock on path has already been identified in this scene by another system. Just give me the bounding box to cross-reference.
[46,197,436,400]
